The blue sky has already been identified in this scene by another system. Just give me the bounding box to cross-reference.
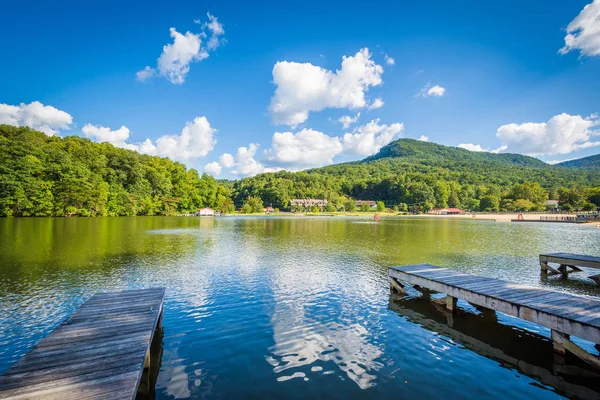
[1,0,599,177]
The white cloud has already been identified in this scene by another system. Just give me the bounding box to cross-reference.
[338,112,360,129]
[368,98,384,110]
[83,116,217,162]
[204,12,225,50]
[156,28,207,84]
[457,143,507,153]
[384,54,395,65]
[418,135,429,142]
[342,119,404,156]
[204,161,222,176]
[457,143,487,152]
[417,83,446,98]
[496,113,600,155]
[228,143,281,177]
[136,66,156,82]
[0,101,72,136]
[154,116,216,160]
[218,153,235,168]
[269,48,384,127]
[559,0,600,57]
[82,124,140,151]
[264,129,343,169]
[138,14,225,84]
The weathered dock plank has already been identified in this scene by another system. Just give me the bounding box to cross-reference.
[0,288,165,400]
[540,253,600,283]
[389,265,600,369]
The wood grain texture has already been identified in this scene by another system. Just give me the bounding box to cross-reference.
[389,265,600,344]
[0,288,165,400]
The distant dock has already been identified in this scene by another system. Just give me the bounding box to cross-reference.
[389,265,600,369]
[512,215,599,224]
[0,288,165,399]
[540,253,600,284]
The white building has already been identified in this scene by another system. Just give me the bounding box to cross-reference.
[199,207,215,216]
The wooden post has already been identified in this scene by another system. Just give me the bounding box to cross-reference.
[551,330,567,356]
[540,261,548,277]
[446,296,457,314]
[144,349,151,370]
[552,330,600,370]
[390,277,407,295]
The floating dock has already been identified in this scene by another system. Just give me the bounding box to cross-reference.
[0,288,165,399]
[540,253,600,284]
[389,265,600,369]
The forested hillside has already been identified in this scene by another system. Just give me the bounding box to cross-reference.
[1,126,599,216]
[0,125,234,217]
[558,154,600,170]
[233,139,600,212]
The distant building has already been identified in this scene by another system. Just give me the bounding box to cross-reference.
[290,199,328,208]
[430,208,465,215]
[264,206,275,214]
[355,200,376,208]
[546,200,559,209]
[199,207,215,216]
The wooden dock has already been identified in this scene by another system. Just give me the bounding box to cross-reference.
[0,288,165,400]
[540,253,600,283]
[388,298,600,399]
[389,265,600,369]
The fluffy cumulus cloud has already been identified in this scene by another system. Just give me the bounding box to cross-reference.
[0,101,72,136]
[218,153,235,168]
[338,112,360,129]
[417,83,446,98]
[368,98,384,110]
[153,117,216,160]
[82,116,217,162]
[269,48,384,126]
[204,161,222,176]
[495,113,600,156]
[342,119,404,156]
[418,135,429,142]
[264,129,343,168]
[559,0,600,57]
[137,13,225,84]
[83,124,139,151]
[225,144,281,177]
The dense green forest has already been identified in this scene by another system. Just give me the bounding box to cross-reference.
[557,154,600,170]
[233,139,600,212]
[0,125,234,217]
[1,126,599,216]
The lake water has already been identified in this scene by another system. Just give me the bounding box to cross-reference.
[1,216,600,399]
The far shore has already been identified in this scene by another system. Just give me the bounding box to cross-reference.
[220,211,594,223]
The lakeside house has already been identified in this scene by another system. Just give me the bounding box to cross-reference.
[355,200,377,208]
[546,200,559,210]
[199,207,215,216]
[290,199,328,209]
[264,206,275,214]
[429,207,465,215]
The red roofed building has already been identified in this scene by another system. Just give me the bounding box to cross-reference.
[429,208,465,215]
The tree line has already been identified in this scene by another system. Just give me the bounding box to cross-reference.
[1,126,599,217]
[0,125,234,217]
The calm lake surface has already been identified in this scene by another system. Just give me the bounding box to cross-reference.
[1,216,600,399]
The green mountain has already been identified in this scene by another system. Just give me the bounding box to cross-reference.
[365,138,547,167]
[234,139,600,210]
[557,154,600,170]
